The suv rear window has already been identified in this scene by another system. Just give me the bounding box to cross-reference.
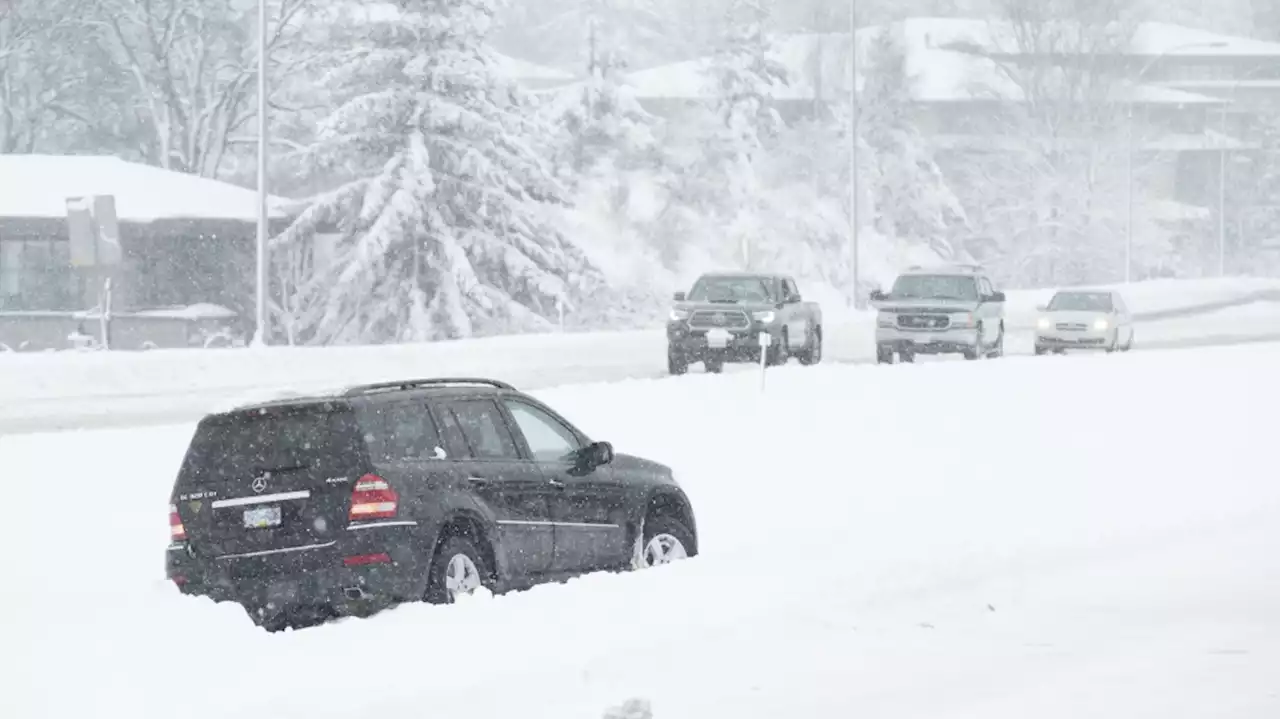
[178,406,357,486]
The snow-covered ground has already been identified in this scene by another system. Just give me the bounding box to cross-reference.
[2,278,1279,435]
[3,342,1279,719]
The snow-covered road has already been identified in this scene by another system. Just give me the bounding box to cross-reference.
[3,285,1280,435]
[3,342,1278,719]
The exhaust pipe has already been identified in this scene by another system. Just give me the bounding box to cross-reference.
[342,586,369,601]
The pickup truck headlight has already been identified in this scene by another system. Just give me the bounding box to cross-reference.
[751,311,776,323]
[1037,317,1051,330]
[1093,318,1109,331]
[669,309,689,321]
[950,312,977,328]
[877,313,895,328]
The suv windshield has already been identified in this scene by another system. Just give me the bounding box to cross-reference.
[890,274,979,301]
[688,276,774,303]
[1048,292,1113,312]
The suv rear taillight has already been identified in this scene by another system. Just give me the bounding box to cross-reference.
[169,503,186,541]
[349,475,398,520]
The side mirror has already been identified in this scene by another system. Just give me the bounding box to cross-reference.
[987,291,1006,303]
[789,293,802,303]
[869,289,887,302]
[673,291,686,302]
[579,440,614,469]
[1035,304,1048,312]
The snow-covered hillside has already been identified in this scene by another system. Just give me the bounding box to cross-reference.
[2,342,1278,718]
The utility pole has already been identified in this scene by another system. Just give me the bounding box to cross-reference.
[252,0,270,346]
[849,0,861,308]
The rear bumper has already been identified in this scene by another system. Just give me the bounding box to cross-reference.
[876,326,979,354]
[166,521,426,611]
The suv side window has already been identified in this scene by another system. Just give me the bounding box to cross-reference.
[978,277,992,297]
[434,399,519,460]
[355,401,446,462]
[503,399,581,461]
[783,278,800,301]
[1113,293,1128,315]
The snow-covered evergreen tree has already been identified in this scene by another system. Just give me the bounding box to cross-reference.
[277,0,600,344]
[860,28,966,258]
[704,0,789,268]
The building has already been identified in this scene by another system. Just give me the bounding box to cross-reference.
[0,154,292,349]
[588,18,1280,275]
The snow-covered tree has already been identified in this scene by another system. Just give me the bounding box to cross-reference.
[703,0,788,267]
[276,0,600,344]
[860,29,966,257]
[0,0,99,153]
[87,0,314,177]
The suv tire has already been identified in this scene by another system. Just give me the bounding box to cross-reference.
[987,324,1005,358]
[634,515,696,569]
[424,535,491,604]
[963,327,984,360]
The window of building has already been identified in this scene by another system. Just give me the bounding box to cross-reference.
[0,239,73,311]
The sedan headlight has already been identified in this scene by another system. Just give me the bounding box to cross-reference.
[1093,318,1109,331]
[751,310,776,323]
[1037,317,1051,330]
[669,309,689,322]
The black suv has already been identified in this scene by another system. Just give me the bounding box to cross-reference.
[165,378,698,630]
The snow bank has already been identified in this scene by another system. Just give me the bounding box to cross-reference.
[2,342,1279,718]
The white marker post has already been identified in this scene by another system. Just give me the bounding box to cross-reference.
[758,331,771,391]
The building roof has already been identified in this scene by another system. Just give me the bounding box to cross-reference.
[617,18,1272,105]
[0,154,291,223]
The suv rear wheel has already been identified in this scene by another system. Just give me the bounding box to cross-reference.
[424,535,490,604]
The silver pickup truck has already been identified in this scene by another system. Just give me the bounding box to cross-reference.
[870,264,1006,363]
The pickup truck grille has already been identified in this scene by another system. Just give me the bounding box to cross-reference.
[897,314,950,330]
[1056,322,1088,331]
[689,309,751,329]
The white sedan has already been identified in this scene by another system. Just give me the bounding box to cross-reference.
[1034,289,1135,355]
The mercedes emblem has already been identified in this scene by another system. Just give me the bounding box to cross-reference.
[251,473,269,493]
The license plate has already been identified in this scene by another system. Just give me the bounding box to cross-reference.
[706,329,731,348]
[243,506,282,529]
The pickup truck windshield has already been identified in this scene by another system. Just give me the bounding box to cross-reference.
[688,276,774,303]
[890,274,978,301]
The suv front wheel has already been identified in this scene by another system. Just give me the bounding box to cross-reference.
[963,326,985,360]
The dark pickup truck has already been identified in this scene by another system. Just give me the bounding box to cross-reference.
[665,272,823,374]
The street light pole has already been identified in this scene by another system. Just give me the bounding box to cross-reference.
[849,0,860,309]
[252,0,270,346]
[1125,103,1134,283]
[1218,106,1228,276]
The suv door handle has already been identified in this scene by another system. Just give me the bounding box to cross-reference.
[548,478,565,489]
[466,476,488,487]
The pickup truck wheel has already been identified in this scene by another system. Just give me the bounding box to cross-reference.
[767,329,788,366]
[964,325,985,360]
[798,325,823,365]
[876,345,894,364]
[667,348,689,375]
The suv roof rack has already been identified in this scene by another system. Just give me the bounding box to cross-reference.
[343,377,515,396]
